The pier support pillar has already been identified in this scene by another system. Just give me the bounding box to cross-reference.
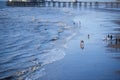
[68,2,71,7]
[53,2,55,7]
[58,2,61,7]
[79,2,81,7]
[63,2,66,7]
[84,2,87,7]
[90,2,92,6]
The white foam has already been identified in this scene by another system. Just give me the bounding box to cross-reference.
[25,68,45,80]
[39,48,65,66]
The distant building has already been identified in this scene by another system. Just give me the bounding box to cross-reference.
[8,0,45,2]
[8,0,25,1]
[27,0,45,2]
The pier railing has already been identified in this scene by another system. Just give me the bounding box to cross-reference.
[7,1,120,8]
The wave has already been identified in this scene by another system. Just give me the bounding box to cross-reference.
[0,7,79,80]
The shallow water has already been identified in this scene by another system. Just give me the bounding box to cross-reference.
[0,1,120,80]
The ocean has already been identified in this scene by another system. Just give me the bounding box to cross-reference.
[0,1,78,80]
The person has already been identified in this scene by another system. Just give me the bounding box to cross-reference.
[119,38,120,43]
[115,37,118,44]
[80,40,84,49]
[110,35,113,40]
[73,22,75,25]
[79,21,81,25]
[107,35,110,41]
[107,34,110,38]
[118,36,120,43]
[88,34,90,39]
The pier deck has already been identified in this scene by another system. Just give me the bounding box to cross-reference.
[7,1,120,8]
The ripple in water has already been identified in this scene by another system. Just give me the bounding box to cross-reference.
[0,7,78,80]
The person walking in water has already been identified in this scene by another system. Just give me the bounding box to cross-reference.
[80,40,84,49]
[110,35,113,40]
[108,34,110,38]
[88,34,90,39]
[106,34,110,40]
[79,21,81,27]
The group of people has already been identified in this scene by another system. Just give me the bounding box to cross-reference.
[104,34,120,44]
[73,20,81,29]
[107,34,113,40]
[73,20,120,49]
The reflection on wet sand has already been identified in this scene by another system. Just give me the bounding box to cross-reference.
[115,70,120,74]
[105,38,120,54]
[73,20,81,30]
[112,57,120,60]
[106,36,120,48]
[104,20,120,76]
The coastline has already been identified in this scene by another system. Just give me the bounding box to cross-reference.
[39,7,120,80]
[0,1,120,80]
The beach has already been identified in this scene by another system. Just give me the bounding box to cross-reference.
[0,1,120,80]
[38,8,120,80]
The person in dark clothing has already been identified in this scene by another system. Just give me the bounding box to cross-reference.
[88,34,90,39]
[110,35,113,40]
[115,37,118,44]
[108,34,110,38]
[119,38,120,43]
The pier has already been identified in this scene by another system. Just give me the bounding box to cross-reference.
[7,1,120,8]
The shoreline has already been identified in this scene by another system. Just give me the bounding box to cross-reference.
[39,7,120,80]
[0,4,120,80]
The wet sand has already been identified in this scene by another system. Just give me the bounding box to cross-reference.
[40,8,120,80]
[107,20,120,48]
[108,44,120,48]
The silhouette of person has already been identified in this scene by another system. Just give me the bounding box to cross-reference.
[78,21,81,28]
[119,39,120,43]
[107,35,110,41]
[88,34,90,39]
[110,35,113,40]
[108,34,110,38]
[115,37,118,44]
